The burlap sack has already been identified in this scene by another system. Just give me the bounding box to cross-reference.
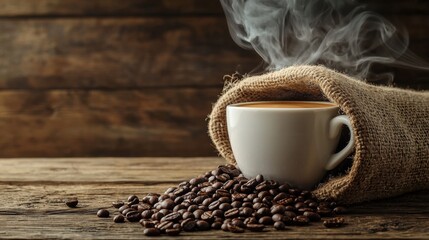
[208,65,429,204]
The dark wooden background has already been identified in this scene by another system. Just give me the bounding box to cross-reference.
[0,0,428,158]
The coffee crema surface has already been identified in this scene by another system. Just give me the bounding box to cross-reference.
[238,101,336,109]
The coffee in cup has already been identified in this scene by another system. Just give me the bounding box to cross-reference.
[226,101,354,189]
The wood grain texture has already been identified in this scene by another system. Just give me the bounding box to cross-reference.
[0,157,428,239]
[0,17,258,89]
[0,89,220,157]
[0,0,428,17]
[0,0,223,17]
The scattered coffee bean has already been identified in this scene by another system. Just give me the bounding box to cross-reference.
[65,198,78,208]
[112,201,124,209]
[181,219,196,231]
[196,220,210,231]
[144,228,160,236]
[113,215,125,223]
[97,165,349,236]
[126,211,141,222]
[97,209,110,218]
[323,217,345,228]
[166,228,181,236]
[228,223,245,233]
[274,221,286,230]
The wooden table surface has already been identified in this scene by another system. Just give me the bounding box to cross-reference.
[0,157,428,239]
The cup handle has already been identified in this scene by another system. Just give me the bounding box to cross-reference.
[325,115,355,171]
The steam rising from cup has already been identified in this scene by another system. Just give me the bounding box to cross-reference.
[221,0,429,82]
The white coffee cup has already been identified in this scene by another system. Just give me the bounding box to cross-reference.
[226,101,354,189]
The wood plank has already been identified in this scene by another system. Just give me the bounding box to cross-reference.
[0,0,223,17]
[0,17,258,89]
[0,89,221,157]
[0,0,428,17]
[0,157,427,239]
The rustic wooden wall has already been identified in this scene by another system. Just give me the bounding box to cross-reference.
[0,0,428,157]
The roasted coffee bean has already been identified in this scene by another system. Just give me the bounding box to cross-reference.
[196,220,210,231]
[293,215,310,226]
[333,206,348,214]
[140,220,155,228]
[232,193,247,201]
[208,200,220,210]
[239,207,253,217]
[253,202,267,210]
[288,189,301,196]
[161,212,182,222]
[190,177,205,186]
[148,196,158,205]
[174,196,184,205]
[271,204,286,214]
[256,207,270,217]
[160,199,175,210]
[211,221,222,229]
[232,219,246,228]
[221,223,229,231]
[210,209,222,218]
[181,219,196,231]
[317,206,333,216]
[166,228,181,236]
[272,213,284,222]
[126,211,141,222]
[231,201,242,208]
[188,204,199,212]
[201,211,213,221]
[277,197,294,206]
[258,191,270,199]
[151,212,164,221]
[65,198,78,208]
[278,183,290,192]
[224,208,239,218]
[255,174,264,183]
[137,203,151,212]
[244,217,258,225]
[127,195,139,205]
[182,211,195,219]
[193,209,204,219]
[273,193,288,202]
[219,203,232,211]
[295,202,307,209]
[159,209,171,216]
[228,223,245,233]
[262,196,273,205]
[269,188,280,196]
[255,182,269,191]
[274,221,286,230]
[246,223,265,232]
[113,215,125,223]
[165,187,176,194]
[118,205,129,213]
[223,179,236,190]
[97,209,109,218]
[193,195,205,205]
[218,196,231,203]
[157,221,174,232]
[303,211,321,222]
[323,217,345,228]
[259,216,273,225]
[111,200,124,209]
[202,198,212,206]
[215,189,230,198]
[298,207,314,213]
[144,228,160,236]
[242,202,253,208]
[284,206,296,212]
[122,208,133,215]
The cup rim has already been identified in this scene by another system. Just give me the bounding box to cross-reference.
[227,101,339,111]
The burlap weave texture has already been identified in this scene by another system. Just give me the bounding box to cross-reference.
[208,65,429,204]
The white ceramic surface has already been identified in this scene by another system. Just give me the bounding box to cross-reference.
[226,101,354,189]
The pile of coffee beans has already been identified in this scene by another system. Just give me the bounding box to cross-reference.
[97,164,347,236]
